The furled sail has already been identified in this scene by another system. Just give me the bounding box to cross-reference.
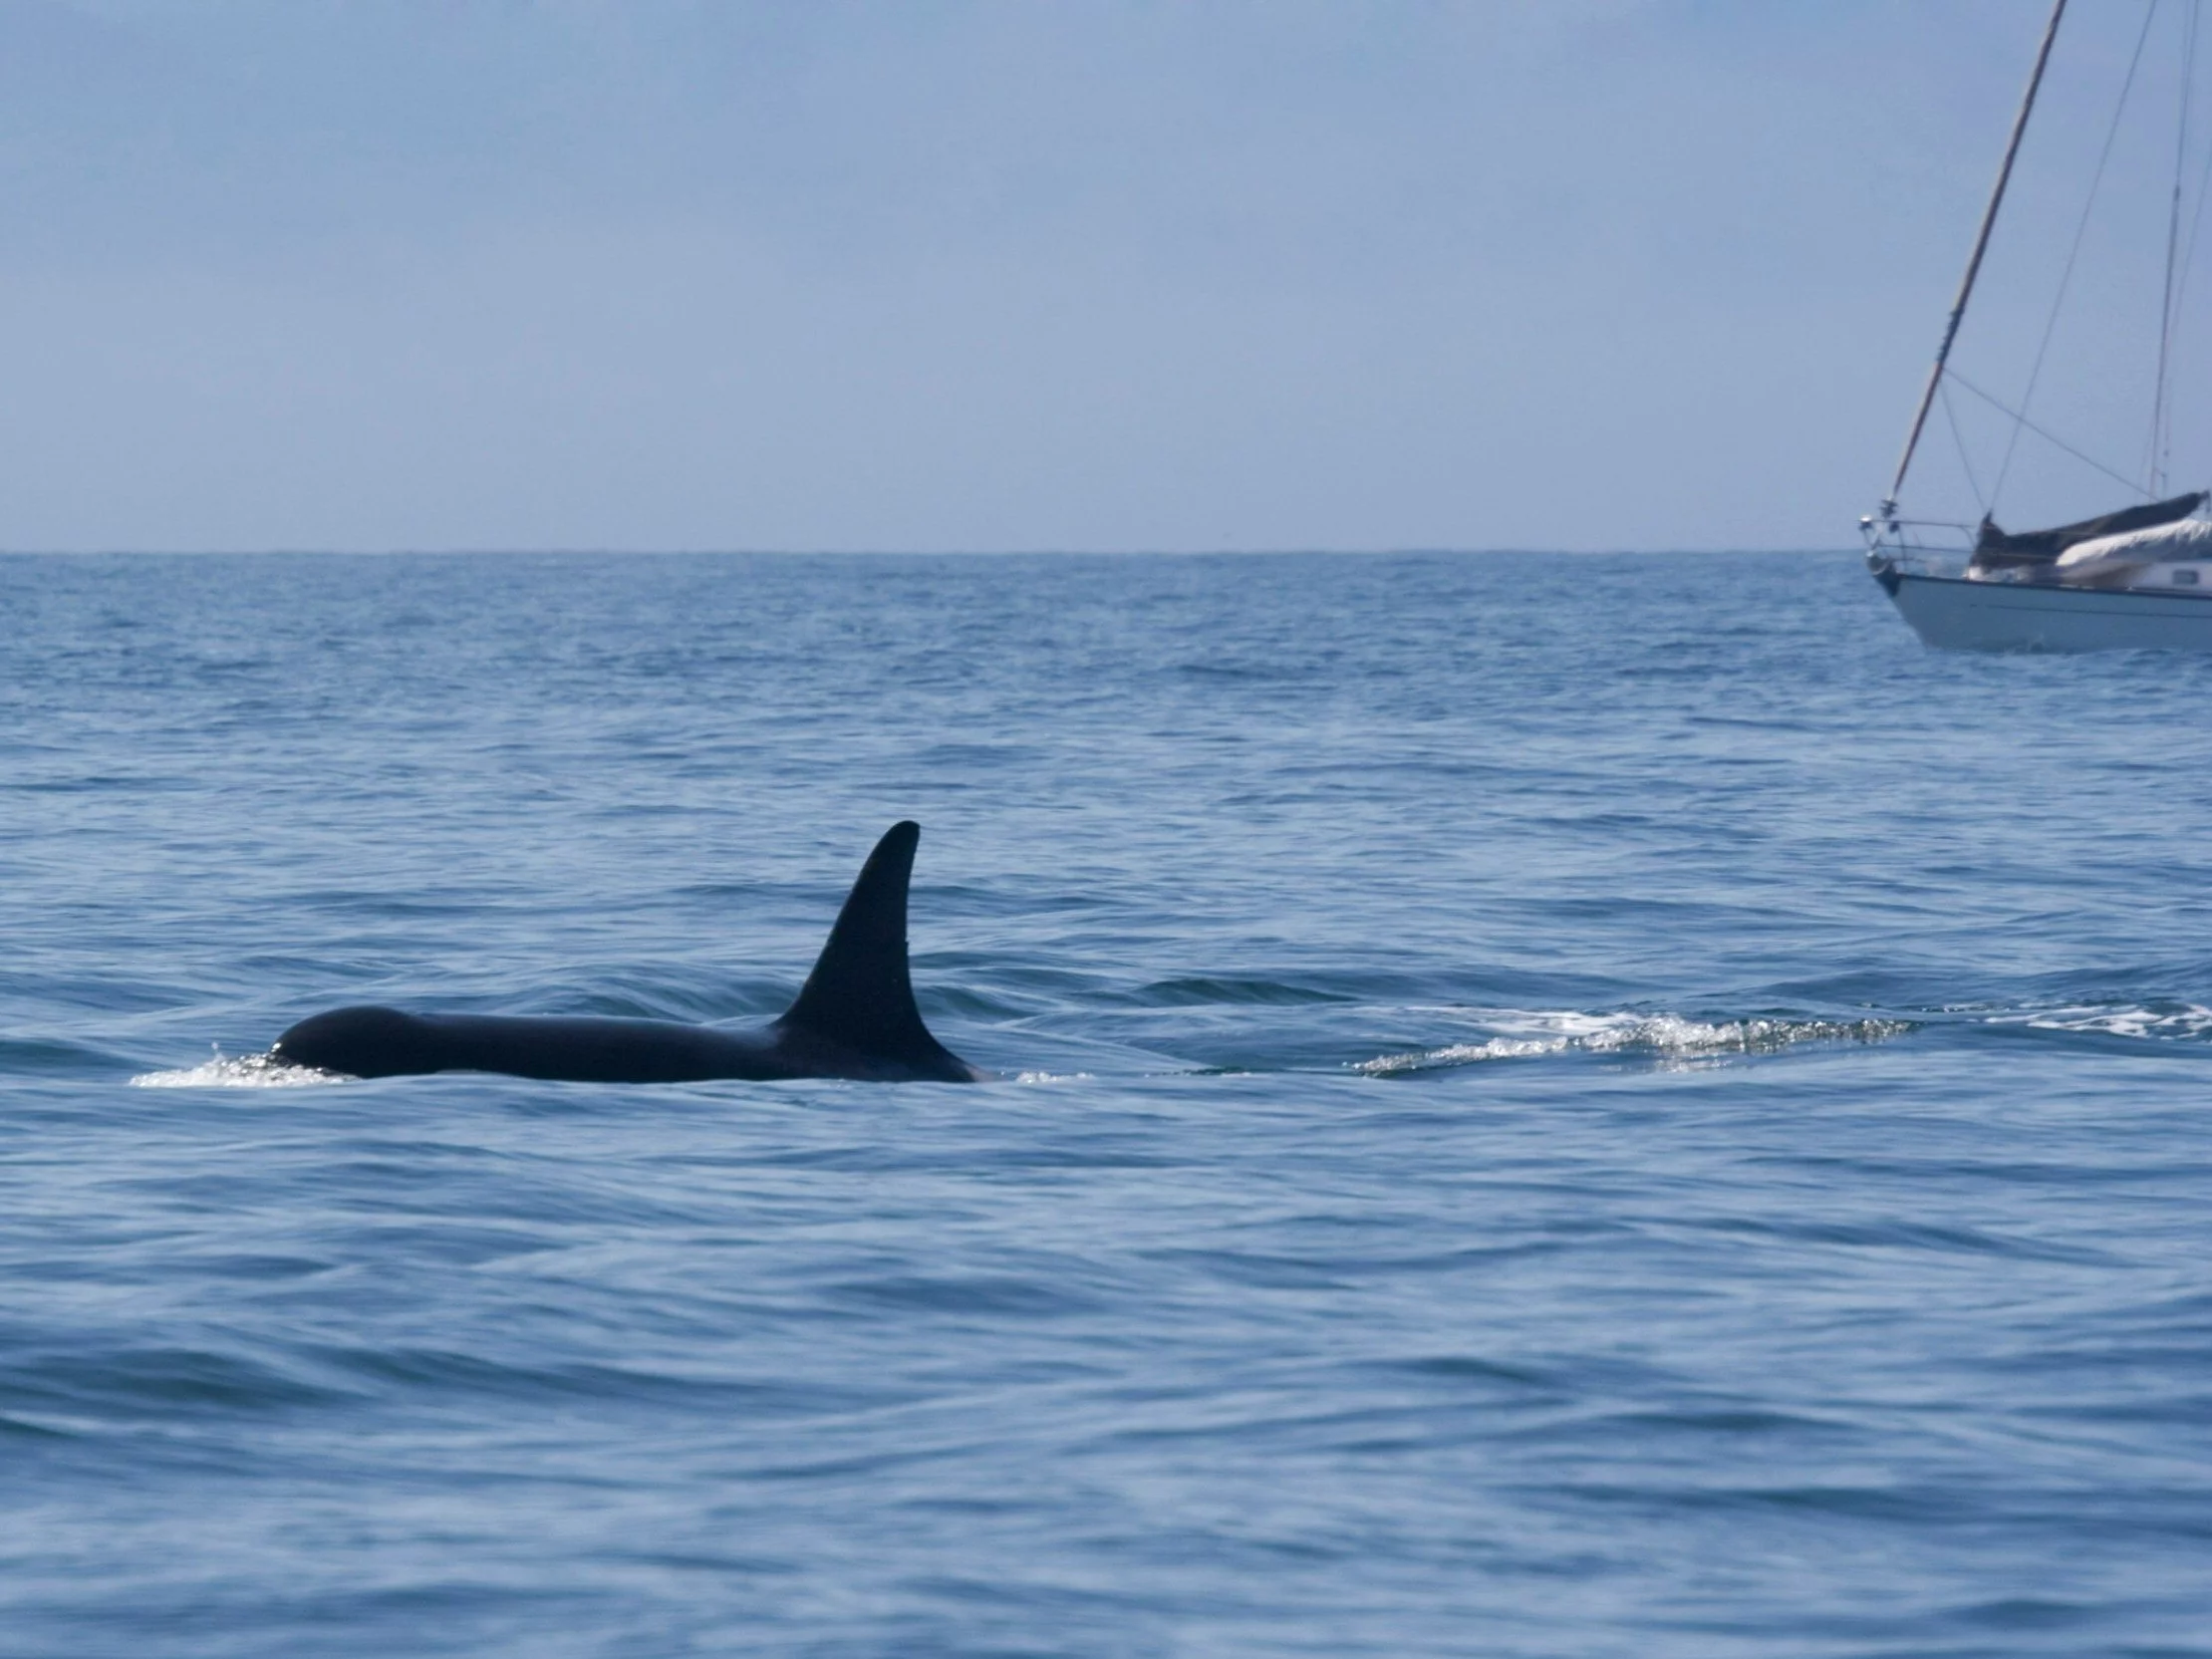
[2052,516,2212,583]
[1967,489,2207,573]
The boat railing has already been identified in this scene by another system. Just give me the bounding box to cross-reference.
[1860,515,1976,579]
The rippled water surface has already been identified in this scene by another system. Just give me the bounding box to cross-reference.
[4,552,2210,1656]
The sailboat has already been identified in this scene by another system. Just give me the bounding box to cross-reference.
[1866,0,2212,650]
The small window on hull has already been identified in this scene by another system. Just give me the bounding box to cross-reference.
[2176,568,2202,586]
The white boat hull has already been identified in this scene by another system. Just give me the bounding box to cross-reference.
[1879,569,2212,652]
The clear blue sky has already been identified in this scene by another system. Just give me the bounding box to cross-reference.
[0,1,2199,551]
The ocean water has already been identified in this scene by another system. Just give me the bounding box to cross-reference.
[3,550,2210,1657]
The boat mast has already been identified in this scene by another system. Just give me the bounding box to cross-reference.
[1883,0,2070,519]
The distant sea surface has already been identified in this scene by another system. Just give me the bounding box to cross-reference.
[4,551,2210,1657]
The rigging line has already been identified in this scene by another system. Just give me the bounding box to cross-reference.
[2158,0,2204,493]
[2170,42,2212,345]
[1885,0,2069,514]
[1946,367,2155,496]
[1994,0,2162,504]
[2162,40,2212,478]
[1939,378,1988,513]
[2153,0,2201,495]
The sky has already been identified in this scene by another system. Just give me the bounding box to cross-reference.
[0,0,2205,552]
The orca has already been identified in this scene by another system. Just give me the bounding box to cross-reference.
[270,821,986,1084]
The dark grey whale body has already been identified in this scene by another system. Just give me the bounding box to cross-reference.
[272,822,985,1084]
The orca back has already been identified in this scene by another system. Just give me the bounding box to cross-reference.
[269,821,984,1085]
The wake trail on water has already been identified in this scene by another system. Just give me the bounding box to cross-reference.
[1998,1000,2212,1040]
[1356,1011,1914,1076]
[1360,999,2212,1076]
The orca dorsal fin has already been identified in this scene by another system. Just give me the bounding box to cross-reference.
[776,821,970,1076]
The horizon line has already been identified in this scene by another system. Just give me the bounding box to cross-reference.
[0,544,1858,559]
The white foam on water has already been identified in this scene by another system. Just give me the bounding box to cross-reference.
[1999,1003,2212,1041]
[1356,1010,1914,1076]
[131,1050,349,1088]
